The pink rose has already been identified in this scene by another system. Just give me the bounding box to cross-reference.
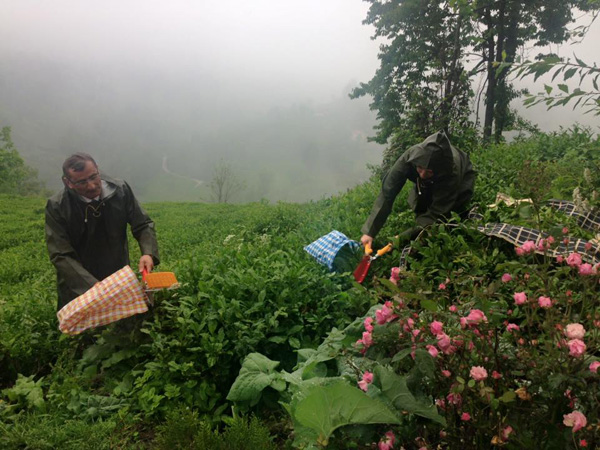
[563,411,587,432]
[585,241,592,251]
[446,392,462,406]
[501,273,512,283]
[538,296,552,308]
[506,323,520,333]
[537,239,547,251]
[364,317,374,333]
[501,426,513,441]
[358,371,373,392]
[426,344,439,358]
[430,320,444,335]
[356,331,373,353]
[441,369,451,377]
[449,305,457,312]
[579,263,593,275]
[515,247,524,256]
[568,339,586,357]
[390,267,401,279]
[464,309,487,325]
[520,240,536,254]
[461,412,471,421]
[436,333,452,352]
[376,303,397,325]
[438,282,446,290]
[547,236,555,245]
[556,255,564,263]
[492,371,502,379]
[513,292,527,305]
[562,227,569,234]
[469,366,488,381]
[566,253,582,267]
[565,323,586,340]
[589,361,600,373]
[378,431,395,450]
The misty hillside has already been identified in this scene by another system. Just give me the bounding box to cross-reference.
[0,52,381,203]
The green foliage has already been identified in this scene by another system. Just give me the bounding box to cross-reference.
[153,408,277,450]
[0,127,45,195]
[227,353,286,406]
[288,380,401,448]
[351,1,477,144]
[514,55,600,115]
[471,126,600,206]
[0,414,116,450]
[1,130,599,447]
[1,374,46,418]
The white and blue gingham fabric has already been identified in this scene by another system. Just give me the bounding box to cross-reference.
[304,230,359,270]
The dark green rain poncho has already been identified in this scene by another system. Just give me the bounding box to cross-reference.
[361,131,476,239]
[45,175,159,310]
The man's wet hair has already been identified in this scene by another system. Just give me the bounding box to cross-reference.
[62,153,97,178]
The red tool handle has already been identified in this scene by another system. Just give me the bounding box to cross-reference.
[142,268,148,282]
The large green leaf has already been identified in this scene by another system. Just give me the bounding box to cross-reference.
[226,353,284,404]
[289,380,401,446]
[372,366,445,425]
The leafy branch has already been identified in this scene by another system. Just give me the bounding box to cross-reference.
[506,55,600,115]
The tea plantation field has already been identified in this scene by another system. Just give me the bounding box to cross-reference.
[0,179,396,448]
[1,129,599,449]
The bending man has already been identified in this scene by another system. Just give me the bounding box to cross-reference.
[45,153,159,310]
[361,131,476,248]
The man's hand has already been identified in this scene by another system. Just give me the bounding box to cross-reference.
[139,255,154,273]
[360,235,373,249]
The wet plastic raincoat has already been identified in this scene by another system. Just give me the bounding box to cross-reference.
[45,175,159,310]
[361,131,476,239]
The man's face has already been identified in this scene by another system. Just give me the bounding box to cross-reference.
[65,161,102,199]
[416,166,434,180]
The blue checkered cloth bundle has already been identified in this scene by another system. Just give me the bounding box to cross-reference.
[304,230,359,270]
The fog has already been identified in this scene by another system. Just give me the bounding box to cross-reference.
[1,1,598,202]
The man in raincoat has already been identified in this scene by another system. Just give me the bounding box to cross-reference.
[45,153,159,310]
[360,131,475,248]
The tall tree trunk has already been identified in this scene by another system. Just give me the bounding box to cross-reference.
[483,8,496,143]
[440,14,463,135]
[494,1,519,142]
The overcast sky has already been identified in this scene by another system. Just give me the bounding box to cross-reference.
[2,1,597,125]
[0,0,380,110]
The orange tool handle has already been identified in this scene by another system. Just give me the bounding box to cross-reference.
[376,243,393,257]
[365,242,373,256]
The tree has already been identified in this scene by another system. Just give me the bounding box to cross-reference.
[0,127,45,195]
[352,0,599,149]
[351,0,476,148]
[209,160,245,203]
[471,0,597,143]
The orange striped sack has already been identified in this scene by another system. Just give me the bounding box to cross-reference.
[57,265,148,335]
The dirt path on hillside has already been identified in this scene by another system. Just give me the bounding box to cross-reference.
[162,156,204,188]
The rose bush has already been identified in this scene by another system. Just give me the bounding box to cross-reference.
[343,226,599,449]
